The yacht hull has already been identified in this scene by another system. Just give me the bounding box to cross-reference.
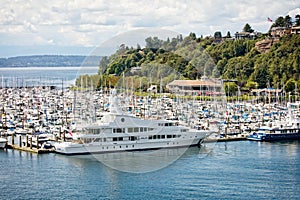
[55,132,207,155]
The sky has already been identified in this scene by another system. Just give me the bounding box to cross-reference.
[0,0,299,57]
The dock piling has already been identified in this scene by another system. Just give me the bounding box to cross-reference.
[19,135,22,147]
[26,135,28,147]
[12,133,14,145]
[36,136,39,149]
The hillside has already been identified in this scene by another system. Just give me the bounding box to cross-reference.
[0,55,101,67]
[92,33,299,91]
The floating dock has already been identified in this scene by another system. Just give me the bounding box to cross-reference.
[204,134,249,143]
[6,144,55,154]
[2,134,55,154]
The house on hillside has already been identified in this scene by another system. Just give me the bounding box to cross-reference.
[234,32,258,40]
[291,26,300,34]
[166,76,224,95]
[270,27,290,38]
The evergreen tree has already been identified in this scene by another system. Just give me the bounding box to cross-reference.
[243,23,254,33]
[284,15,292,28]
[272,16,285,27]
[214,31,222,38]
[189,32,197,40]
[295,14,300,26]
[226,31,231,38]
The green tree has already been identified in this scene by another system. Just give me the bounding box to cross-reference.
[243,23,254,33]
[285,15,293,28]
[189,32,197,40]
[226,31,231,38]
[98,56,109,74]
[246,81,258,90]
[285,78,296,92]
[224,82,238,96]
[145,37,163,49]
[272,16,285,27]
[295,14,300,26]
[214,31,222,38]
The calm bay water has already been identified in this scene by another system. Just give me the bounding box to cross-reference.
[1,141,299,200]
[0,66,99,87]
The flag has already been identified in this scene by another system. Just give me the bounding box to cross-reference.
[267,17,273,22]
[66,130,73,137]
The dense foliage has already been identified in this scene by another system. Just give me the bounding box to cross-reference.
[76,16,300,92]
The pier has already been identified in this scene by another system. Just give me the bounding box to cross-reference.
[204,134,249,143]
[6,144,55,154]
[2,133,55,154]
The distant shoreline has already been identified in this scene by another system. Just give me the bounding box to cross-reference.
[0,66,99,68]
[0,55,101,68]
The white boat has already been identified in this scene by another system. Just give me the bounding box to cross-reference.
[54,92,214,155]
[0,138,7,149]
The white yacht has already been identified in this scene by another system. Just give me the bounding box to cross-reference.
[0,138,7,149]
[54,92,214,155]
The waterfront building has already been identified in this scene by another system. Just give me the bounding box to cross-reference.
[166,76,223,95]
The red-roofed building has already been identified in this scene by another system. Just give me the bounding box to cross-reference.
[166,76,224,95]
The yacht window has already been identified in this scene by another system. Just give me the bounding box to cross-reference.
[113,137,117,141]
[143,127,147,132]
[93,129,100,134]
[149,136,153,139]
[140,127,144,132]
[128,128,133,133]
[162,135,165,139]
[83,138,92,143]
[148,128,154,131]
[129,136,137,141]
[157,135,161,139]
[119,137,123,141]
[173,135,176,138]
[113,128,125,133]
[153,135,157,139]
[134,127,139,132]
[167,135,172,138]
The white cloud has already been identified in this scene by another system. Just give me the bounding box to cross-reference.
[0,0,299,55]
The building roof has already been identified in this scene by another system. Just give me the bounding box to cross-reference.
[167,79,220,87]
[251,88,282,93]
[291,26,300,30]
[271,27,287,31]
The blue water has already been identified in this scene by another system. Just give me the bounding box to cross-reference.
[0,66,98,87]
[1,141,299,200]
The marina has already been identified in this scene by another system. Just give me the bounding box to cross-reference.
[0,69,300,199]
[1,82,300,155]
[1,0,299,198]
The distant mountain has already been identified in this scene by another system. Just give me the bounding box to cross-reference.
[0,55,101,67]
